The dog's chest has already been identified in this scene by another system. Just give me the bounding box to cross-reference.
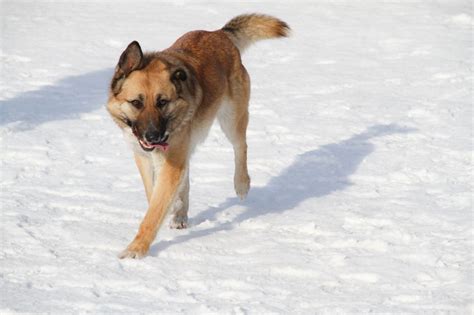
[122,128,163,174]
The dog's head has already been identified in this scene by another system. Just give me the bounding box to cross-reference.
[107,41,201,152]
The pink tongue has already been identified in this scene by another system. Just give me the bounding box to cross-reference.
[152,143,169,152]
[140,139,169,152]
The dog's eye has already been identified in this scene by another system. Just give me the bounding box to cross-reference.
[130,100,143,109]
[157,99,169,108]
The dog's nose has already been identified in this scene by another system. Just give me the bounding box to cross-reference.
[144,123,168,144]
[144,129,166,144]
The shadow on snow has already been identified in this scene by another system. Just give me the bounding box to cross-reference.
[0,73,415,255]
[0,68,113,130]
[150,123,415,255]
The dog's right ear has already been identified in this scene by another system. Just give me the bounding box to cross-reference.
[118,41,143,75]
[111,41,143,95]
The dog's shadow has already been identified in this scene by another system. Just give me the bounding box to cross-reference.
[150,123,415,255]
[0,68,113,130]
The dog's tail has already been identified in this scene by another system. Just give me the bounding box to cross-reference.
[221,13,290,52]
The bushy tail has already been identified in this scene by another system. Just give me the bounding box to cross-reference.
[222,13,290,52]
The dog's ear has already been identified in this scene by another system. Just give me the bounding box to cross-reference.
[172,69,187,82]
[170,67,201,104]
[111,41,143,95]
[118,41,143,75]
[171,68,190,96]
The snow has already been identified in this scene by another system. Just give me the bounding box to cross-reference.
[1,0,472,313]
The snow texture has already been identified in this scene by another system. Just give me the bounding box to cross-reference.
[1,0,472,313]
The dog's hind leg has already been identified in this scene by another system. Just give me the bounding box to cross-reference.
[169,168,189,229]
[217,71,251,199]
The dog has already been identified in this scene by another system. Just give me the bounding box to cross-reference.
[106,14,289,258]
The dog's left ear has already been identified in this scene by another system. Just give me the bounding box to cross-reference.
[171,68,188,95]
[170,67,200,103]
[172,69,187,82]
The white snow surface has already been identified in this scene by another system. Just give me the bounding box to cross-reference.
[1,0,472,313]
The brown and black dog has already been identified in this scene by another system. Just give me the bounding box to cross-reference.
[107,14,289,258]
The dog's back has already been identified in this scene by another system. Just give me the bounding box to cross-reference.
[161,14,290,121]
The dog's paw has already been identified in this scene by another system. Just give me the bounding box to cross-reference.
[118,242,149,259]
[234,173,250,200]
[170,215,188,229]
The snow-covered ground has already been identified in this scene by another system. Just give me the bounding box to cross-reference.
[1,0,472,313]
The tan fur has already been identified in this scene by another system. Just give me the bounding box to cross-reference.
[134,152,154,203]
[222,13,290,51]
[107,14,289,258]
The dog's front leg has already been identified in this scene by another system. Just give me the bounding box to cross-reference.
[119,157,186,259]
[134,152,154,203]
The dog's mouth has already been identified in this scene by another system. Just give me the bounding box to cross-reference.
[138,138,169,152]
[130,123,169,152]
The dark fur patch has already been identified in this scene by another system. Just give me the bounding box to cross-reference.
[110,69,125,95]
[221,26,236,33]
